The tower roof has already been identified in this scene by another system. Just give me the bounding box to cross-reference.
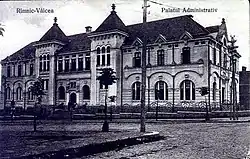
[39,17,68,43]
[94,4,127,33]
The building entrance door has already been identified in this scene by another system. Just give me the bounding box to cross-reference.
[70,93,77,104]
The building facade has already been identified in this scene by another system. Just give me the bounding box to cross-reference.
[1,5,241,110]
[239,66,250,110]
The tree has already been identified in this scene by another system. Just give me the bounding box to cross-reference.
[97,68,117,132]
[199,87,209,121]
[0,23,4,36]
[30,77,45,131]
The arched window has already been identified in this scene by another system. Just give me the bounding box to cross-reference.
[83,85,90,100]
[6,87,11,100]
[107,46,110,66]
[18,64,22,76]
[97,47,100,66]
[132,82,141,100]
[101,47,105,53]
[43,55,46,71]
[58,86,65,100]
[180,80,195,100]
[107,46,110,53]
[16,87,22,100]
[155,81,168,100]
[28,87,34,100]
[182,47,190,64]
[39,55,43,71]
[213,82,216,100]
[47,54,50,71]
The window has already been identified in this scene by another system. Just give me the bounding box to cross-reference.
[43,55,46,71]
[97,47,100,66]
[30,64,34,75]
[132,82,141,100]
[155,81,168,100]
[18,64,22,76]
[78,57,83,71]
[7,66,11,77]
[182,47,191,64]
[16,87,22,100]
[133,52,141,68]
[213,82,216,100]
[83,85,90,100]
[85,54,90,70]
[213,48,216,65]
[107,46,110,66]
[70,82,76,88]
[39,55,42,72]
[157,50,165,66]
[58,60,63,72]
[42,79,49,90]
[180,80,195,100]
[222,87,225,103]
[58,86,65,100]
[102,47,105,53]
[223,54,227,68]
[6,87,11,100]
[102,54,105,66]
[13,65,15,76]
[47,55,50,71]
[71,59,76,71]
[65,59,69,72]
[28,87,34,100]
[107,46,110,53]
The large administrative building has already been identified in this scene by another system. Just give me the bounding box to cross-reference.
[1,4,240,110]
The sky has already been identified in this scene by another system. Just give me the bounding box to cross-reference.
[0,0,249,81]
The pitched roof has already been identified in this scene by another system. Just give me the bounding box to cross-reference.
[3,14,215,62]
[206,25,219,33]
[2,42,36,62]
[57,33,91,54]
[123,15,210,46]
[94,10,127,33]
[39,23,68,43]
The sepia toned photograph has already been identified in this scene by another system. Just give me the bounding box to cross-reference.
[0,0,249,158]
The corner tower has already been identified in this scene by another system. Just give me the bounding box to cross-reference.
[88,4,128,106]
[33,17,68,106]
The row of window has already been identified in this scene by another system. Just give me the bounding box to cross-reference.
[133,47,191,68]
[5,87,34,101]
[97,46,111,66]
[6,64,34,77]
[58,54,90,72]
[58,85,90,100]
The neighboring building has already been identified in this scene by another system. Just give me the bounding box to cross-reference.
[239,66,250,110]
[0,4,241,110]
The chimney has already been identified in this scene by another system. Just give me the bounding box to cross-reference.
[242,66,246,72]
[85,26,92,33]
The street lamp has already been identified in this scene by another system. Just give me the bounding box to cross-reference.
[156,90,159,121]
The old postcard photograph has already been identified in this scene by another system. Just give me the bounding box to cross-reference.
[0,0,249,158]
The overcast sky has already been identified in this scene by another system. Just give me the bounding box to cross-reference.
[0,0,249,79]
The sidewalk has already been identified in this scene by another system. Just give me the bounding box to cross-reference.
[0,127,161,159]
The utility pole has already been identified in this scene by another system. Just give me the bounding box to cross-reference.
[228,35,238,120]
[141,0,149,132]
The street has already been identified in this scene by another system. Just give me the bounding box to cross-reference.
[0,120,250,159]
